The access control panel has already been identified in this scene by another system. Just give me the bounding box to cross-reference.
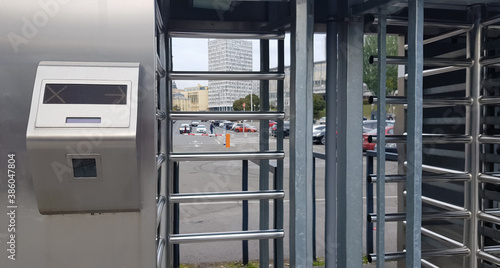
[26,61,141,214]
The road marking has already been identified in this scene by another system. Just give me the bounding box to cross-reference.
[178,196,398,206]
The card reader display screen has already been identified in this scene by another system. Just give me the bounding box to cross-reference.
[43,84,127,104]
[72,158,97,178]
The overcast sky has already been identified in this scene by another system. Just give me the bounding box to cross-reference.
[172,34,327,89]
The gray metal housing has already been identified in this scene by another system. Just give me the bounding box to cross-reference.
[0,1,156,267]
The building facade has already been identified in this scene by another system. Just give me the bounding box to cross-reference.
[208,39,253,111]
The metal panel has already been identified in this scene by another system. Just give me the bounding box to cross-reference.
[290,0,314,266]
[406,0,424,267]
[0,1,156,267]
[337,0,364,266]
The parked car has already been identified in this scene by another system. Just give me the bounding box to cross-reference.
[319,117,326,124]
[224,122,235,130]
[233,123,257,132]
[179,123,191,134]
[191,120,199,127]
[271,121,290,137]
[312,125,326,144]
[362,126,394,151]
[363,120,395,133]
[196,124,207,134]
[269,120,277,128]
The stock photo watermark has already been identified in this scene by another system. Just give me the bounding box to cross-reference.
[6,154,17,261]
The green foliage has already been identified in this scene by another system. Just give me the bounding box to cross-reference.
[233,94,260,111]
[363,35,399,96]
[173,105,181,111]
[313,258,326,266]
[313,94,326,119]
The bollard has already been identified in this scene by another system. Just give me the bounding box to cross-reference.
[226,133,230,148]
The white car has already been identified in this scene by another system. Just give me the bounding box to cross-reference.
[179,124,191,134]
[196,125,207,134]
[319,117,326,124]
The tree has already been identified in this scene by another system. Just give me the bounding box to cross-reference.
[173,105,181,111]
[363,35,399,96]
[233,94,260,111]
[313,94,326,119]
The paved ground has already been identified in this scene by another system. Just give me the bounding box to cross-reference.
[173,121,400,267]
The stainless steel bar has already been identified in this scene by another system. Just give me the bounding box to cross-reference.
[368,211,471,223]
[480,56,500,66]
[170,151,285,161]
[419,163,466,174]
[368,247,470,263]
[421,259,440,268]
[170,111,285,120]
[370,56,473,67]
[478,211,500,225]
[481,15,500,28]
[370,96,473,107]
[484,245,500,253]
[421,195,469,212]
[480,134,500,144]
[157,195,166,229]
[156,236,166,268]
[368,173,471,183]
[478,173,500,184]
[377,18,472,29]
[169,229,285,244]
[404,28,470,50]
[169,71,285,80]
[404,66,464,79]
[376,8,387,268]
[169,31,286,40]
[156,153,166,169]
[170,190,285,203]
[259,39,270,268]
[369,134,472,144]
[421,226,465,248]
[477,251,500,266]
[479,96,500,105]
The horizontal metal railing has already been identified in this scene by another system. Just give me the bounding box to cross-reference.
[369,56,473,67]
[478,173,500,184]
[479,96,500,105]
[368,247,470,263]
[169,229,285,244]
[368,173,471,183]
[170,190,285,203]
[170,111,285,120]
[478,211,500,225]
[369,96,473,107]
[369,134,472,144]
[477,250,500,266]
[157,195,166,229]
[368,211,471,223]
[404,28,470,49]
[421,195,469,212]
[480,56,500,66]
[169,31,286,40]
[169,71,285,80]
[170,151,285,161]
[404,66,465,79]
[478,135,500,144]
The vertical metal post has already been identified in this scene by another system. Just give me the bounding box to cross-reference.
[337,0,364,266]
[366,153,374,254]
[464,5,482,268]
[274,38,285,268]
[173,162,180,268]
[376,7,387,268]
[290,0,314,266]
[313,156,317,261]
[325,0,339,266]
[242,160,249,265]
[406,0,424,267]
[166,27,175,268]
[259,39,270,268]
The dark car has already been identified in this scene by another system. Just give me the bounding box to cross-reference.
[312,125,326,144]
[271,121,290,137]
[224,122,235,130]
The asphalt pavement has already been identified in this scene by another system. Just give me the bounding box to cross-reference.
[172,121,400,267]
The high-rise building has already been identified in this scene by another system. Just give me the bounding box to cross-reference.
[208,39,253,111]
